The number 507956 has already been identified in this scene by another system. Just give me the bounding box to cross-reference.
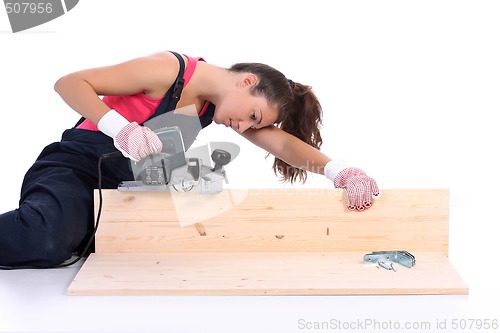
[5,2,53,14]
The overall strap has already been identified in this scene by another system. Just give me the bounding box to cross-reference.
[148,51,186,120]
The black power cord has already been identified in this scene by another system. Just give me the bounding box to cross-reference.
[0,151,122,270]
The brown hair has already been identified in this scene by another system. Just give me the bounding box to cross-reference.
[229,63,323,183]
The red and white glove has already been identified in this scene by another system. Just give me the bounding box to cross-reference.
[97,110,163,162]
[324,160,380,211]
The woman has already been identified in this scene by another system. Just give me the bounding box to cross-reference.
[0,51,379,268]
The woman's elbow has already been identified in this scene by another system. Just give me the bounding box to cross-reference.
[54,72,79,94]
[53,74,68,94]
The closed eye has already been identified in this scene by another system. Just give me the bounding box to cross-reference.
[250,110,263,130]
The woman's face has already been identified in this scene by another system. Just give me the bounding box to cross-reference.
[212,74,279,133]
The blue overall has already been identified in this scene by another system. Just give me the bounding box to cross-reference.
[0,52,214,268]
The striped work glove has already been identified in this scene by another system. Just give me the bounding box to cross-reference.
[98,110,163,162]
[324,160,380,211]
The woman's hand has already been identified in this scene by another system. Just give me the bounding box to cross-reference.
[324,161,380,211]
[333,167,380,211]
[98,110,162,161]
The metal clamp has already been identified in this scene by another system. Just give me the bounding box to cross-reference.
[363,250,416,268]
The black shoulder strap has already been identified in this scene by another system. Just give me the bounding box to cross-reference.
[148,51,185,119]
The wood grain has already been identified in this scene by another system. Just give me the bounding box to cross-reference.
[93,188,450,254]
[67,188,467,296]
[68,252,468,296]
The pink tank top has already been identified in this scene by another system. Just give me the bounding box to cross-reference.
[77,54,209,131]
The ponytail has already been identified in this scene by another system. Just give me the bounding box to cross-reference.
[273,81,323,183]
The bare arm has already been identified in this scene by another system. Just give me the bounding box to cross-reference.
[241,125,331,175]
[53,52,181,125]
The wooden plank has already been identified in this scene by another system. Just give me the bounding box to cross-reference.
[68,188,466,296]
[94,189,450,254]
[68,252,468,296]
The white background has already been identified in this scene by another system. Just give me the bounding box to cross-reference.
[1,1,499,332]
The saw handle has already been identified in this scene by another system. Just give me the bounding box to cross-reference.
[211,149,231,172]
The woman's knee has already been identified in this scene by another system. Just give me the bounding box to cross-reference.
[1,207,85,268]
[26,233,72,267]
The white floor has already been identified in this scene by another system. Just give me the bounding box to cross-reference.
[1,252,498,333]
